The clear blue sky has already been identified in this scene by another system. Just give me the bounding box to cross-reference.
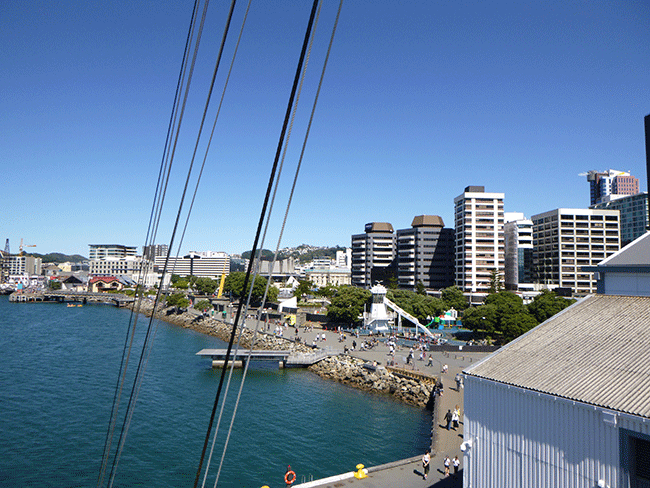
[2,1,649,258]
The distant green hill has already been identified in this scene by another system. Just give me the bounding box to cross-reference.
[29,252,87,263]
[242,244,345,264]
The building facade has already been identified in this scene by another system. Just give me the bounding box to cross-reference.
[143,244,169,261]
[395,215,455,290]
[532,208,620,295]
[305,267,351,287]
[504,213,533,291]
[155,251,230,280]
[351,222,396,288]
[463,294,650,488]
[88,244,137,260]
[592,192,649,246]
[5,255,42,276]
[454,186,505,293]
[586,169,640,205]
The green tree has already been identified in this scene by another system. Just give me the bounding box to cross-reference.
[501,311,538,343]
[314,284,337,299]
[293,280,313,300]
[326,286,371,325]
[527,289,576,323]
[440,285,469,311]
[386,289,444,325]
[462,304,498,337]
[222,272,277,305]
[415,281,426,295]
[166,292,189,308]
[194,277,219,295]
[488,269,503,294]
[194,299,213,311]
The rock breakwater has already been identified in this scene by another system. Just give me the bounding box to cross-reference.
[308,355,435,408]
[130,300,434,408]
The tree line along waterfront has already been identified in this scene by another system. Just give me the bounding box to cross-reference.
[164,272,574,346]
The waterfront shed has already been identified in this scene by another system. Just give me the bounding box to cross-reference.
[463,294,650,488]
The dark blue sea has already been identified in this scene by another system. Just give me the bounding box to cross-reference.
[0,295,431,487]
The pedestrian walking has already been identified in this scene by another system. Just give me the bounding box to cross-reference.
[451,408,459,430]
[455,373,461,390]
[444,409,452,430]
[444,456,450,477]
[453,455,460,477]
[422,450,430,480]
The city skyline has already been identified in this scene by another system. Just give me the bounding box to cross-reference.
[3,1,649,257]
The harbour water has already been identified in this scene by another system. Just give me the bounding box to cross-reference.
[0,295,431,487]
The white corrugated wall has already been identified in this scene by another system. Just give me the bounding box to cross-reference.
[464,376,650,488]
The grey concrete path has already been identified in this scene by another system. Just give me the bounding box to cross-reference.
[261,324,490,488]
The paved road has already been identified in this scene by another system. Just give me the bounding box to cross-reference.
[261,324,491,488]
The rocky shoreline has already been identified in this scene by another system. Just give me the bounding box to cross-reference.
[129,300,435,408]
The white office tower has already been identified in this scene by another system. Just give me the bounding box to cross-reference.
[454,186,505,293]
[532,208,620,296]
[504,213,533,291]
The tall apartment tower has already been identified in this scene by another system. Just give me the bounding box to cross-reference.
[396,215,455,290]
[454,186,505,293]
[351,222,396,288]
[504,213,534,291]
[532,208,620,296]
[586,169,639,205]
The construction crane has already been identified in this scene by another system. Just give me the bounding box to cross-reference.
[19,238,36,256]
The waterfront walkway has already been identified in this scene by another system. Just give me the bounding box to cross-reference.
[273,324,490,488]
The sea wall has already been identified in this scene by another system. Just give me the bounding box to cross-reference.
[130,300,434,408]
[130,300,314,354]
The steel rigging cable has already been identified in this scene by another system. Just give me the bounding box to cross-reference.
[192,1,321,486]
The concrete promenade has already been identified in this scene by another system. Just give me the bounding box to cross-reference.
[275,324,490,488]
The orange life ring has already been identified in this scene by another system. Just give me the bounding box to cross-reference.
[284,470,296,485]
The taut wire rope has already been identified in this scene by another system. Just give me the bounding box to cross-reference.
[97,0,201,485]
[192,1,320,486]
[106,1,238,485]
[205,1,334,485]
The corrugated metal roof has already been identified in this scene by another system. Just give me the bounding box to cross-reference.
[464,294,650,418]
[598,231,650,267]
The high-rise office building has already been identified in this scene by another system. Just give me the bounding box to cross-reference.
[532,208,620,296]
[592,192,649,246]
[143,244,169,261]
[351,222,396,288]
[396,215,455,290]
[586,169,639,205]
[504,213,533,291]
[454,186,505,293]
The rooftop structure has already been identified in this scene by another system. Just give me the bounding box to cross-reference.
[586,169,639,205]
[463,294,650,487]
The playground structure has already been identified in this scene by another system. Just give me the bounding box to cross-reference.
[364,284,439,338]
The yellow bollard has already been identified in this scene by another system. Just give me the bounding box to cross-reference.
[354,463,368,479]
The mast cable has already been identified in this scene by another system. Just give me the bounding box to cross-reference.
[97,0,201,486]
[192,1,320,485]
[209,3,343,485]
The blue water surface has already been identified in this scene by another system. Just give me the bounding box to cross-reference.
[0,296,431,487]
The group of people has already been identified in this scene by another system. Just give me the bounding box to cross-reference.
[422,451,460,480]
[444,405,462,430]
